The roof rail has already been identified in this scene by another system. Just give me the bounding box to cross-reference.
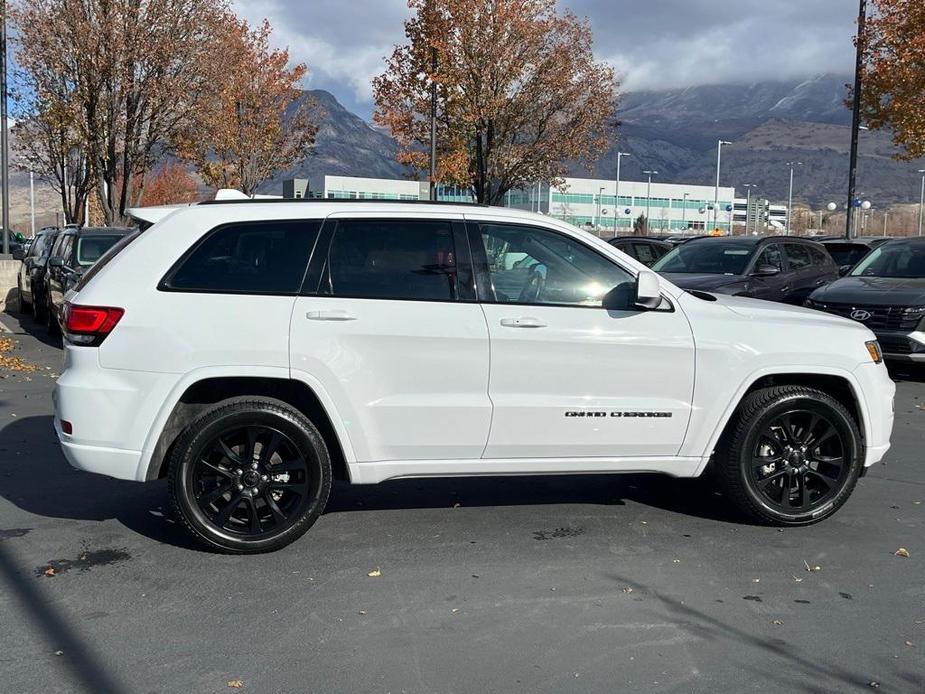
[198,197,492,207]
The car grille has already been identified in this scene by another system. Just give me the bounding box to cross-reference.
[877,336,919,355]
[814,303,923,332]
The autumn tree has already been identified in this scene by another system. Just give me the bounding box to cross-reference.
[176,17,319,195]
[141,161,201,206]
[374,0,617,205]
[859,0,925,158]
[11,0,228,225]
[11,97,93,225]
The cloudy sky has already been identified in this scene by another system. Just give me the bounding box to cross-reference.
[232,0,861,118]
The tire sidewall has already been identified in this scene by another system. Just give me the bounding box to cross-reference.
[171,402,331,553]
[737,393,861,524]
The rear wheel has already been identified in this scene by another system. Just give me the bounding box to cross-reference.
[715,386,862,526]
[168,398,332,553]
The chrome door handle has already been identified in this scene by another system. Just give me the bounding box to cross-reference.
[306,309,357,321]
[500,317,547,328]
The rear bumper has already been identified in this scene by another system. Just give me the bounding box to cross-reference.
[53,345,177,482]
[55,418,143,480]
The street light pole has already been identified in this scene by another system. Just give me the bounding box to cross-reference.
[30,171,35,237]
[714,140,731,231]
[682,192,689,231]
[846,0,868,240]
[643,170,658,235]
[615,152,630,234]
[596,186,605,234]
[742,184,754,236]
[785,162,802,235]
[918,169,925,236]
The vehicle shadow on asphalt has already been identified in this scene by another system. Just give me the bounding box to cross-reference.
[0,415,200,552]
[606,572,924,693]
[2,306,62,349]
[887,363,925,384]
[0,415,744,553]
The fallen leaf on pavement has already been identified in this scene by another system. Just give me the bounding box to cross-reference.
[43,567,57,577]
[227,680,244,689]
[772,619,783,625]
[894,548,910,558]
[791,575,803,583]
[622,586,633,593]
[905,641,913,647]
[367,567,381,577]
[803,561,821,572]
[358,610,367,615]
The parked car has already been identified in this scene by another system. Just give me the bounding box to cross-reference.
[806,237,925,362]
[45,226,133,335]
[53,200,893,552]
[652,236,839,304]
[607,236,672,266]
[820,237,893,276]
[17,226,61,319]
[663,234,707,246]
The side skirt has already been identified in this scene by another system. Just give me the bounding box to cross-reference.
[348,456,703,484]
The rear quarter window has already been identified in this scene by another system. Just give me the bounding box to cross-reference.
[75,230,142,292]
[162,220,321,294]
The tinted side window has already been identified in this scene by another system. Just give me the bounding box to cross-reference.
[785,243,812,270]
[479,224,633,307]
[633,243,656,265]
[166,220,320,294]
[326,219,458,301]
[754,244,783,271]
[809,246,831,267]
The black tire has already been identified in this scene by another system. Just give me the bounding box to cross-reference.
[168,398,332,553]
[45,297,60,336]
[32,287,45,321]
[17,279,30,314]
[714,386,862,526]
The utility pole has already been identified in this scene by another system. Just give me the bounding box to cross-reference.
[682,192,689,231]
[1,0,10,254]
[429,45,438,202]
[714,140,731,231]
[846,0,868,240]
[742,184,754,236]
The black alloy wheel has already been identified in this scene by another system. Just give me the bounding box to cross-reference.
[747,410,848,514]
[715,386,862,525]
[169,399,332,553]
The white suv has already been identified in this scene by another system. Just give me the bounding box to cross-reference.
[53,201,895,553]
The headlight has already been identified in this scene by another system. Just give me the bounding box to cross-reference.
[901,306,925,315]
[865,340,883,364]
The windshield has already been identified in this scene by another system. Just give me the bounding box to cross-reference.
[850,242,925,278]
[76,235,121,267]
[652,242,755,275]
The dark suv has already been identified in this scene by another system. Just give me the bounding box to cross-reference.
[806,237,925,361]
[607,236,672,266]
[45,227,133,334]
[16,226,61,320]
[652,236,838,304]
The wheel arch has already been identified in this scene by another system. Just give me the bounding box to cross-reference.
[143,375,353,483]
[695,368,868,476]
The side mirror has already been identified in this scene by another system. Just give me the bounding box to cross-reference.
[11,248,25,261]
[634,270,662,310]
[752,264,780,277]
[48,256,64,268]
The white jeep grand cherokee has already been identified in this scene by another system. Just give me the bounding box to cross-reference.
[53,200,895,553]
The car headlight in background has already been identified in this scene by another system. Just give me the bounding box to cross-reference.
[865,340,883,364]
[901,306,925,315]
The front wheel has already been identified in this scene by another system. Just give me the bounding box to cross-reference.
[17,279,30,313]
[168,398,332,553]
[714,386,862,525]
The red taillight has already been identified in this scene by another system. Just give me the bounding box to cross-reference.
[63,303,124,344]
[61,420,73,435]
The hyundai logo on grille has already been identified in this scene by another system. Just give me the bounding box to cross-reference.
[850,309,872,321]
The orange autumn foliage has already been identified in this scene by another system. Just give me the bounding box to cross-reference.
[373,0,617,204]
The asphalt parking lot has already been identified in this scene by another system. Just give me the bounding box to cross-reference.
[0,309,922,694]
